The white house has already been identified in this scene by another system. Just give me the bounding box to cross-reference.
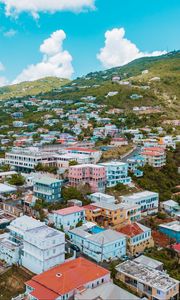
[50,206,86,231]
[22,225,65,274]
[90,192,115,204]
[1,216,65,273]
[122,191,159,216]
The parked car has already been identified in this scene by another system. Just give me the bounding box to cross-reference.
[70,244,80,252]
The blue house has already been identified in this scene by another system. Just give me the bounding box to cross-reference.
[69,222,126,262]
[33,176,62,202]
[159,221,180,243]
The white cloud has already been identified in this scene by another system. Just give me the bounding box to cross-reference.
[13,30,74,84]
[97,28,166,68]
[3,29,17,37]
[0,0,95,18]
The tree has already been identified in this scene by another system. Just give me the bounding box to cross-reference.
[61,186,83,201]
[8,174,25,186]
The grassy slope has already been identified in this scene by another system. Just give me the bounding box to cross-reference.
[0,77,70,100]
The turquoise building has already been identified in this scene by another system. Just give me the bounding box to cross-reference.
[34,176,62,202]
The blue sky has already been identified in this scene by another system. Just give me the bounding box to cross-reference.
[0,0,179,85]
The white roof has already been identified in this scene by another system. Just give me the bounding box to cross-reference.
[122,191,158,201]
[75,282,140,300]
[162,200,178,207]
[100,161,127,167]
[0,183,17,194]
[134,255,163,269]
[159,221,180,232]
[8,215,44,233]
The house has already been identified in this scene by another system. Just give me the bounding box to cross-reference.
[3,215,65,273]
[99,161,131,187]
[117,222,154,255]
[22,224,65,274]
[141,147,166,168]
[127,155,145,177]
[50,206,86,231]
[0,183,17,196]
[116,260,179,300]
[159,221,180,243]
[65,147,102,163]
[68,164,106,193]
[111,137,128,147]
[90,192,115,204]
[161,200,180,217]
[84,201,141,229]
[75,282,141,300]
[133,255,164,271]
[33,176,62,202]
[25,257,111,300]
[122,191,159,216]
[69,222,126,262]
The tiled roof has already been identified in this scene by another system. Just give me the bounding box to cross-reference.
[53,205,85,216]
[26,257,109,296]
[66,147,97,153]
[117,223,144,238]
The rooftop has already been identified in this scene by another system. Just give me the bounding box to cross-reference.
[34,176,61,185]
[26,257,109,296]
[8,215,44,232]
[116,261,178,291]
[118,222,149,238]
[52,205,85,216]
[26,225,64,240]
[75,282,140,300]
[122,191,158,201]
[0,183,17,194]
[134,255,163,269]
[159,221,180,232]
[66,147,98,153]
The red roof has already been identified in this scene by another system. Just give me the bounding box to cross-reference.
[117,223,144,238]
[26,280,58,300]
[53,205,85,216]
[83,204,100,211]
[66,147,97,153]
[172,244,180,252]
[26,257,109,297]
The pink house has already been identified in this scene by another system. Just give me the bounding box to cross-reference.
[68,164,106,192]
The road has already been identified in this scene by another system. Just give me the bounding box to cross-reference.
[121,145,141,162]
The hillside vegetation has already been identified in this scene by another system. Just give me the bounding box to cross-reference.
[0,77,69,100]
[40,51,180,118]
[0,51,179,119]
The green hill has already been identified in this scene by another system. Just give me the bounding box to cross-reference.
[0,51,179,119]
[39,51,179,118]
[0,77,70,100]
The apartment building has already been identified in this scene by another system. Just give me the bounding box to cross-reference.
[90,192,115,204]
[22,225,65,274]
[84,201,141,229]
[141,147,166,168]
[69,222,126,262]
[25,257,111,300]
[33,176,62,202]
[1,216,65,273]
[55,153,90,169]
[68,164,106,193]
[117,222,154,255]
[116,260,179,300]
[50,205,86,231]
[100,161,131,187]
[122,191,159,216]
[5,147,55,172]
[65,147,102,163]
